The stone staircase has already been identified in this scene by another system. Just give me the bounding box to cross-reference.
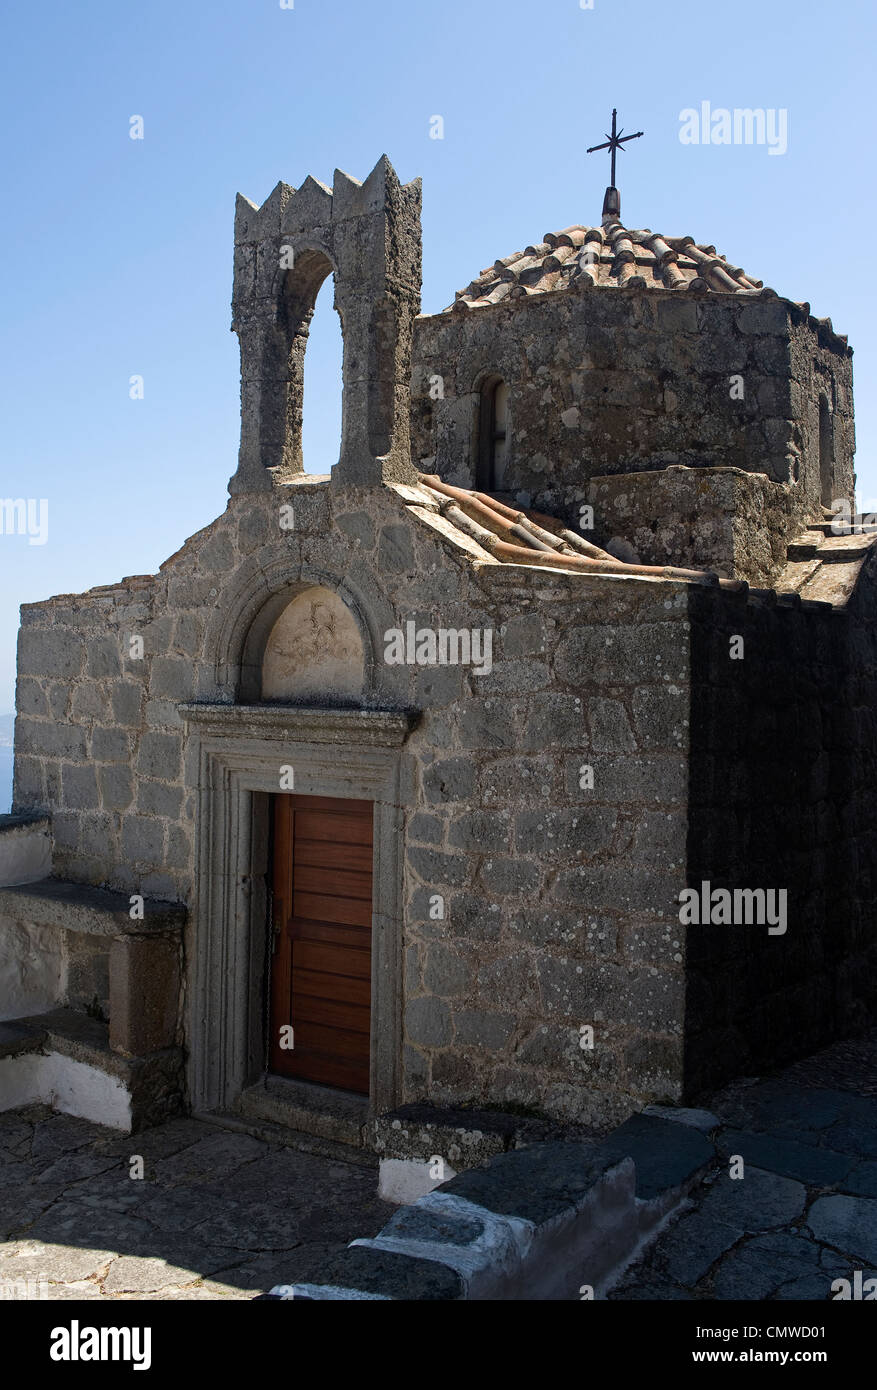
[778,519,877,607]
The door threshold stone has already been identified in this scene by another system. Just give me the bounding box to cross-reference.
[233,1074,369,1148]
[195,1104,377,1169]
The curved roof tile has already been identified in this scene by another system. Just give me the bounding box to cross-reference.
[447,216,776,312]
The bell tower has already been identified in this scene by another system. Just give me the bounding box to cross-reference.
[229,155,421,493]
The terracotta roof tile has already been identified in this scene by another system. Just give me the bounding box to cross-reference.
[446,209,780,311]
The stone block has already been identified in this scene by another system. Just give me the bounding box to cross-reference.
[61,763,100,811]
[121,815,165,866]
[515,807,617,857]
[16,720,86,761]
[481,756,557,806]
[99,765,134,812]
[445,892,503,942]
[422,758,476,804]
[407,847,470,887]
[423,945,473,998]
[136,732,182,782]
[589,698,637,752]
[91,727,130,763]
[458,701,518,750]
[453,1010,515,1050]
[16,679,47,719]
[632,686,689,749]
[18,627,83,681]
[405,995,451,1047]
[110,682,144,727]
[109,932,180,1056]
[377,524,415,572]
[500,613,546,657]
[138,781,184,820]
[448,810,511,853]
[480,660,550,695]
[86,636,122,679]
[479,856,542,896]
[335,511,376,549]
[150,658,192,703]
[408,812,444,845]
[516,693,585,751]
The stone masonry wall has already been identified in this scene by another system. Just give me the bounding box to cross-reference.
[683,560,877,1097]
[402,565,691,1129]
[411,290,853,539]
[13,480,693,1126]
[14,472,874,1127]
[588,466,813,586]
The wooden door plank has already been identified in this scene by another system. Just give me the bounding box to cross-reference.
[290,918,372,950]
[294,939,371,979]
[293,967,371,1006]
[289,1021,370,1062]
[293,891,372,928]
[291,995,370,1033]
[294,810,373,846]
[293,865,373,899]
[294,839,373,873]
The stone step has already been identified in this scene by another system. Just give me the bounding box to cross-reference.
[0,1006,184,1131]
[236,1075,368,1149]
[786,532,825,560]
[0,1017,47,1059]
[0,877,186,938]
[197,1107,378,1169]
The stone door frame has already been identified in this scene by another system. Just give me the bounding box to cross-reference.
[181,704,416,1118]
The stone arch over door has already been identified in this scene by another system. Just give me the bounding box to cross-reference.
[203,555,384,704]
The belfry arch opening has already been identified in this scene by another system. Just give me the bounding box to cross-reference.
[279,249,343,476]
[301,271,344,475]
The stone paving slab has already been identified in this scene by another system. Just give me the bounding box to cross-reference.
[0,1105,394,1301]
[611,1029,877,1301]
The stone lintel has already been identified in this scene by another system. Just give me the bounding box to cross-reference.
[179,702,419,746]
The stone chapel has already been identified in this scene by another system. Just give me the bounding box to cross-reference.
[1,155,875,1159]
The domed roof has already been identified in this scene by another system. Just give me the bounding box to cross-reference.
[446,199,776,312]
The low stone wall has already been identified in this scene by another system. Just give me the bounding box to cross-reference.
[265,1110,714,1301]
[588,465,812,586]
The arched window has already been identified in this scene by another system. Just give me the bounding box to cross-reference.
[278,249,342,476]
[476,376,510,490]
[819,396,834,509]
[301,274,344,475]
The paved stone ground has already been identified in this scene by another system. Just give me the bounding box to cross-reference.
[611,1030,877,1300]
[4,1032,877,1302]
[0,1109,394,1300]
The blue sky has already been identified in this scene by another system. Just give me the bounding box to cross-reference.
[0,0,874,717]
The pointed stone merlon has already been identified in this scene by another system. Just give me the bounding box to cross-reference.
[229,156,422,494]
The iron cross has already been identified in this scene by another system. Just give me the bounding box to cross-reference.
[587,109,644,187]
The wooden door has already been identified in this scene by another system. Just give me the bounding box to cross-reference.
[269,793,373,1094]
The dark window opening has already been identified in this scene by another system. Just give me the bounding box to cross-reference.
[476,377,510,490]
[819,396,834,509]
